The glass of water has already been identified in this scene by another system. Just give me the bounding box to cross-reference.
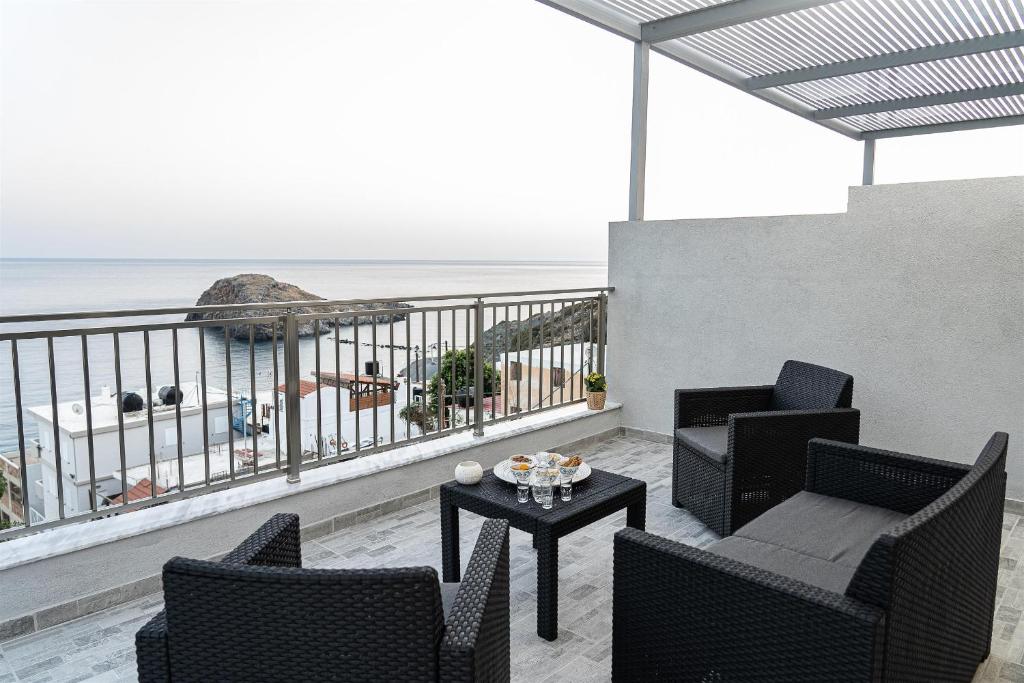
[559,464,579,501]
[535,469,557,510]
[511,465,533,504]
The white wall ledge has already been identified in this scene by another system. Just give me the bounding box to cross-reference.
[1,402,621,571]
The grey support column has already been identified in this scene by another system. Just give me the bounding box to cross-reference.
[862,139,875,186]
[629,41,650,221]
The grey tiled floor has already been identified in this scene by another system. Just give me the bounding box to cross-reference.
[2,435,1022,682]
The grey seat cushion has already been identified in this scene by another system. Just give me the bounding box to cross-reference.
[707,536,857,593]
[440,582,460,618]
[675,426,729,464]
[706,491,908,593]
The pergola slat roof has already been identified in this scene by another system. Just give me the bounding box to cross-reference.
[537,0,1024,139]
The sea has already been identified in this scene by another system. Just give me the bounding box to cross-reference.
[0,259,607,453]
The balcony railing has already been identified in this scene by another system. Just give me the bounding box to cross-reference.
[0,287,610,540]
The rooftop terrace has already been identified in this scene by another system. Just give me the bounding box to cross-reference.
[0,1,1020,678]
[1,433,1022,682]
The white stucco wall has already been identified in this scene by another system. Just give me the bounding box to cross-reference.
[608,176,1024,499]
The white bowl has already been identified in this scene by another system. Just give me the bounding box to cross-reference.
[455,460,483,485]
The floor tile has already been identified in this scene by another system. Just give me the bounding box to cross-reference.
[4,434,1019,682]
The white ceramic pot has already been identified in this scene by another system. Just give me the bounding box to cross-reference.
[455,460,483,485]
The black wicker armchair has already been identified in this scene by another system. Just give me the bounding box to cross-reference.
[673,359,860,535]
[136,513,511,683]
[614,432,1008,682]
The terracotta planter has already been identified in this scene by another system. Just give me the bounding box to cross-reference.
[586,391,607,410]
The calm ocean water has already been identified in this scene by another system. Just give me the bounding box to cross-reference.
[0,259,607,453]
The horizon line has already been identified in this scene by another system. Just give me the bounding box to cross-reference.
[0,256,608,266]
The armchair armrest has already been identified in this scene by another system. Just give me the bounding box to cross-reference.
[674,385,773,429]
[220,512,302,568]
[440,519,511,682]
[136,513,301,682]
[805,438,971,515]
[612,528,884,682]
[136,610,170,683]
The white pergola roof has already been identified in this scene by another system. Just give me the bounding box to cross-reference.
[538,0,1024,140]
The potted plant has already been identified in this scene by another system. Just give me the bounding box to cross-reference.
[584,372,607,410]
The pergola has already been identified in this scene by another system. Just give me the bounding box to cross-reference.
[536,0,1024,218]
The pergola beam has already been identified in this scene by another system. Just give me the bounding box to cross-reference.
[533,0,640,39]
[652,42,862,138]
[640,0,839,43]
[861,114,1024,139]
[814,82,1024,120]
[535,0,862,139]
[748,30,1024,90]
[533,0,1024,146]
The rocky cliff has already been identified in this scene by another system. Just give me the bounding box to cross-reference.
[479,299,601,356]
[185,274,410,341]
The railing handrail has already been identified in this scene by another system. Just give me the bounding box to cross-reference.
[0,286,614,325]
[0,287,610,541]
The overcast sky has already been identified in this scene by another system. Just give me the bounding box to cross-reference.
[2,0,1022,262]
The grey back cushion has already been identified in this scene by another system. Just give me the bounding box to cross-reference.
[769,360,853,411]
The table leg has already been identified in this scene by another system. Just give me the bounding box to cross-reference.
[441,497,460,582]
[626,495,646,531]
[536,527,558,641]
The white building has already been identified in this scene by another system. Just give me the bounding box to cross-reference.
[115,374,421,495]
[498,343,597,414]
[28,382,234,521]
[273,376,415,456]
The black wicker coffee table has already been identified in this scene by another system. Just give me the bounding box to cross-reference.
[441,467,646,641]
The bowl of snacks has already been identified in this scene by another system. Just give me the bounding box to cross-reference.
[559,455,583,480]
[495,452,591,484]
[509,461,534,491]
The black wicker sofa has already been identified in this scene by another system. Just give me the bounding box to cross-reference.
[136,513,511,682]
[673,360,860,535]
[615,432,1008,682]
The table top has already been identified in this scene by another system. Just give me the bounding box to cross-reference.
[441,467,645,524]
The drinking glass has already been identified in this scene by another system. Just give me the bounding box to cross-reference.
[559,465,579,501]
[535,469,557,510]
[511,466,532,503]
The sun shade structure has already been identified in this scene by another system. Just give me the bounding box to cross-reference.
[535,0,1024,216]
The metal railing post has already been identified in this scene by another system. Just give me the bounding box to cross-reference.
[283,313,302,483]
[596,292,607,377]
[473,298,485,436]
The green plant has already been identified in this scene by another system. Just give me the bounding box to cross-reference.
[584,372,607,393]
[399,402,437,433]
[0,472,6,500]
[427,348,500,409]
